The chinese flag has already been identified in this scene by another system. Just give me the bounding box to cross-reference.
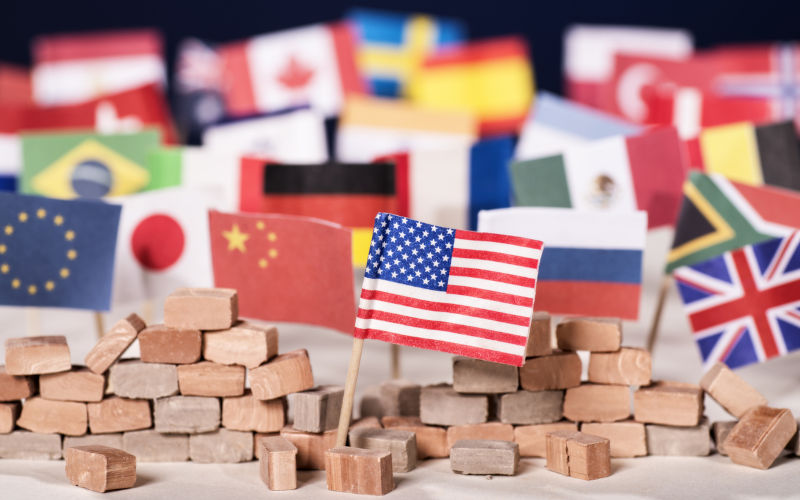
[209,210,355,334]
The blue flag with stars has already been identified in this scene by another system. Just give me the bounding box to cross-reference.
[0,192,121,310]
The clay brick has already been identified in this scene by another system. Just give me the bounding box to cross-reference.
[203,322,278,368]
[452,356,519,394]
[419,384,488,426]
[64,434,123,451]
[65,445,136,492]
[16,397,87,436]
[177,361,245,397]
[546,430,611,480]
[700,362,767,418]
[712,420,737,456]
[122,430,189,462]
[164,288,238,330]
[556,319,622,352]
[280,426,337,470]
[526,311,552,357]
[325,447,394,495]
[39,366,106,402]
[154,396,220,434]
[379,379,420,417]
[289,385,344,433]
[646,419,711,456]
[1,401,20,433]
[189,429,253,463]
[4,336,71,375]
[222,390,285,433]
[588,348,651,386]
[446,422,514,449]
[259,436,297,490]
[359,385,383,419]
[0,366,36,401]
[514,421,578,457]
[351,416,382,430]
[563,383,630,422]
[634,381,704,427]
[519,351,581,391]
[382,419,448,459]
[87,397,151,434]
[724,406,797,469]
[139,324,202,364]
[84,314,145,374]
[254,432,280,459]
[451,439,519,475]
[498,390,563,425]
[0,430,62,459]
[349,427,417,472]
[109,360,178,399]
[249,349,314,400]
[580,420,646,457]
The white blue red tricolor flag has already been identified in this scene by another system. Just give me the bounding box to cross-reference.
[675,232,800,370]
[355,212,543,366]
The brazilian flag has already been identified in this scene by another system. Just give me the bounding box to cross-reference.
[20,130,161,199]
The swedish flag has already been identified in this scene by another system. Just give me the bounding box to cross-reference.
[0,192,121,310]
[20,130,161,199]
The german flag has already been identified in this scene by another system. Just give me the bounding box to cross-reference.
[239,158,397,266]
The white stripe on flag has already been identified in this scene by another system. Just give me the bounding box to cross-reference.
[449,257,538,279]
[454,237,543,259]
[447,275,536,299]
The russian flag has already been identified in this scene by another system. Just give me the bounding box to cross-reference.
[478,207,647,319]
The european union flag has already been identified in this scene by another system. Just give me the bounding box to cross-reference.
[0,192,121,310]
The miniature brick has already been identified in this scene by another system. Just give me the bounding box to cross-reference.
[446,422,514,449]
[580,420,647,457]
[154,396,220,434]
[526,311,552,357]
[724,406,797,469]
[0,430,62,459]
[419,384,488,426]
[87,397,151,434]
[64,433,123,451]
[189,428,253,463]
[259,436,297,490]
[379,379,421,416]
[139,324,202,364]
[177,361,245,397]
[65,445,136,493]
[0,366,36,401]
[84,314,146,374]
[349,427,417,472]
[289,385,344,433]
[280,426,337,470]
[634,381,704,426]
[380,416,418,427]
[546,430,611,480]
[563,384,630,422]
[712,420,737,456]
[1,401,20,433]
[109,360,178,399]
[498,390,563,425]
[249,349,314,400]
[222,390,285,433]
[203,321,278,369]
[359,385,384,419]
[450,440,519,476]
[382,417,449,459]
[4,336,71,375]
[39,366,106,402]
[16,397,87,436]
[452,356,519,394]
[556,319,622,352]
[700,362,767,418]
[351,416,382,430]
[122,430,189,462]
[514,421,578,457]
[519,351,581,391]
[588,348,651,386]
[164,287,238,330]
[254,432,280,459]
[645,419,711,456]
[325,446,394,495]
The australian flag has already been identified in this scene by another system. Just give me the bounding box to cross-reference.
[0,193,121,310]
[674,232,800,369]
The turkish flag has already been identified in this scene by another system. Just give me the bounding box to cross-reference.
[209,210,356,334]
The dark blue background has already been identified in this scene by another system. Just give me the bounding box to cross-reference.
[1,0,797,94]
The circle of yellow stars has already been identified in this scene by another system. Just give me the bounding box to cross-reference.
[1,208,77,295]
[222,220,278,270]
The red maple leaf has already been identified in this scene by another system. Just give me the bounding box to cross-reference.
[276,55,315,90]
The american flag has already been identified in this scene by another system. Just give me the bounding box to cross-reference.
[355,212,543,366]
[675,231,800,370]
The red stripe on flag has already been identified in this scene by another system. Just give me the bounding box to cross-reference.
[446,285,534,308]
[535,280,641,320]
[455,229,543,250]
[359,288,531,326]
[218,41,258,116]
[421,37,528,68]
[449,266,537,288]
[451,248,539,269]
[330,22,366,95]
[354,327,525,366]
[33,30,162,62]
[357,309,527,346]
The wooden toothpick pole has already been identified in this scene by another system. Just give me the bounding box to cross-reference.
[336,337,365,447]
[141,299,154,325]
[93,312,105,340]
[646,275,673,353]
[25,308,41,336]
[390,344,401,379]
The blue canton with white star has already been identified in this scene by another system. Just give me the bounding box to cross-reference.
[364,213,456,291]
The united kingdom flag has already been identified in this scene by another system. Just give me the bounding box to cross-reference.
[675,232,800,369]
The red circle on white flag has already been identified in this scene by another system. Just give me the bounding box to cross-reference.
[131,214,185,271]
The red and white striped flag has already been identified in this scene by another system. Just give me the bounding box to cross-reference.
[356,212,543,366]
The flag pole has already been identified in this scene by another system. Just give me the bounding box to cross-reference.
[25,308,41,336]
[93,312,105,340]
[390,344,401,379]
[141,299,154,325]
[336,337,365,447]
[646,274,673,353]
